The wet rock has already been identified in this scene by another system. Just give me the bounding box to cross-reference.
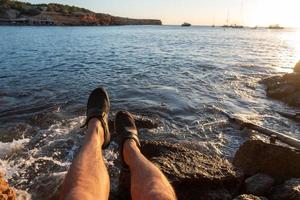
[233,194,268,200]
[119,140,244,200]
[262,72,300,107]
[109,115,160,141]
[0,173,16,200]
[245,173,274,196]
[29,172,66,200]
[0,123,37,143]
[108,115,159,131]
[134,116,159,129]
[269,178,300,200]
[233,140,300,178]
[294,60,300,73]
[267,84,296,99]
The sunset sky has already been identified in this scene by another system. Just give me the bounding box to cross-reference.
[27,0,300,27]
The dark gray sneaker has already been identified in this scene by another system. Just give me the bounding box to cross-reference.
[115,111,141,169]
[81,87,111,149]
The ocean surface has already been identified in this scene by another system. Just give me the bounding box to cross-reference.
[0,25,300,199]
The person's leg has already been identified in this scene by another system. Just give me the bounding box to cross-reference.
[123,139,177,200]
[60,118,110,200]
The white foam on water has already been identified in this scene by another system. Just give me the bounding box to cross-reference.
[0,138,30,179]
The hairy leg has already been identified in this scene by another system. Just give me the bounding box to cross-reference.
[124,140,176,200]
[60,119,110,200]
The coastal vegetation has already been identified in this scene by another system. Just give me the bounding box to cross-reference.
[0,0,91,15]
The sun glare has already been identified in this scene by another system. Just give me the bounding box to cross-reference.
[249,0,300,28]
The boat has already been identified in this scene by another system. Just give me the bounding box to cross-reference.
[181,22,191,27]
[231,24,244,28]
[268,24,284,29]
[223,1,244,29]
[221,24,244,28]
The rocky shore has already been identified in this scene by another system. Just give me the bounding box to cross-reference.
[0,1,162,26]
[262,61,300,108]
[2,138,300,200]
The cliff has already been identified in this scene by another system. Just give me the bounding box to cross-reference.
[0,1,162,26]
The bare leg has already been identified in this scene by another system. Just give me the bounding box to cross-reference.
[124,140,177,200]
[60,119,110,200]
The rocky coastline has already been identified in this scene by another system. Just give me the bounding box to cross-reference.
[261,61,300,108]
[0,1,162,26]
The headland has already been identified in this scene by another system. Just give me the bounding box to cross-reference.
[0,1,162,26]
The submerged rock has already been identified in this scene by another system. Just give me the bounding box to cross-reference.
[245,173,274,196]
[233,194,268,200]
[0,173,16,200]
[269,178,300,200]
[262,71,300,107]
[233,140,300,178]
[119,140,244,200]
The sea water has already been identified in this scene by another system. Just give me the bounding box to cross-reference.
[0,25,300,198]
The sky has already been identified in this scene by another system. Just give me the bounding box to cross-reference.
[27,0,300,27]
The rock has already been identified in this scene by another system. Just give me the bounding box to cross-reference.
[0,173,16,200]
[282,91,300,107]
[267,83,296,99]
[269,178,300,200]
[262,73,300,107]
[294,61,300,73]
[119,140,244,200]
[233,140,300,178]
[29,172,66,200]
[283,73,300,84]
[245,173,274,196]
[109,115,159,131]
[233,194,268,200]
[109,115,160,141]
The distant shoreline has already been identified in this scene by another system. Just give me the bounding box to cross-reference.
[0,1,162,26]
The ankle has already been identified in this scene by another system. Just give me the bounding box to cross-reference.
[123,139,140,165]
[88,118,104,145]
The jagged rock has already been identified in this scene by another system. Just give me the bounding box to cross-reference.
[119,140,244,200]
[262,72,300,107]
[233,194,268,200]
[294,61,300,73]
[245,173,274,196]
[233,140,300,178]
[0,173,16,200]
[269,178,300,200]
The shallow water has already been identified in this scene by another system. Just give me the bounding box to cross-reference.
[0,26,300,198]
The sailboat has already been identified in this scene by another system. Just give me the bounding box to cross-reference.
[233,0,244,28]
[222,10,230,28]
[222,0,244,28]
[212,16,216,27]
